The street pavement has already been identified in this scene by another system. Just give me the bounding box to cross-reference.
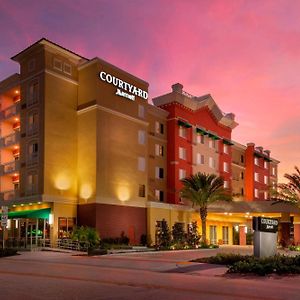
[0,246,300,299]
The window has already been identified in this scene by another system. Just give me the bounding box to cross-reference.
[196,153,204,165]
[28,80,39,106]
[264,161,268,169]
[27,172,38,194]
[27,110,39,135]
[241,188,244,196]
[28,141,38,163]
[28,59,36,72]
[209,157,215,169]
[254,188,259,198]
[254,157,259,166]
[58,217,75,238]
[209,225,217,245]
[155,167,164,179]
[138,130,145,145]
[155,189,164,202]
[223,162,229,172]
[155,121,164,134]
[264,191,268,200]
[196,134,205,144]
[209,139,216,149]
[264,175,268,185]
[222,226,229,245]
[53,58,62,71]
[272,167,276,176]
[179,147,186,160]
[138,105,145,118]
[179,126,186,138]
[155,144,164,156]
[138,157,145,171]
[138,184,145,197]
[63,62,72,75]
[241,155,244,163]
[224,181,229,188]
[240,172,244,180]
[223,144,228,154]
[179,169,186,180]
[254,172,259,182]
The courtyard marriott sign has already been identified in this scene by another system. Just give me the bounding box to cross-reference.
[253,217,279,233]
[99,71,148,101]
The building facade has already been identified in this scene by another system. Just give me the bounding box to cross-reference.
[0,38,299,247]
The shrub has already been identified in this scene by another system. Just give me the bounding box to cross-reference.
[186,222,200,248]
[155,219,171,249]
[71,226,100,249]
[172,222,186,245]
[0,248,18,257]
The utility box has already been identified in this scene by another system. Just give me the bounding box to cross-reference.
[252,217,278,258]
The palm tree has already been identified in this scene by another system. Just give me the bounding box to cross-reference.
[272,166,300,205]
[181,173,232,245]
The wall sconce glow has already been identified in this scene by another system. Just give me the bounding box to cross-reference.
[49,213,54,225]
[80,184,93,200]
[117,186,130,201]
[234,225,239,232]
[54,174,71,191]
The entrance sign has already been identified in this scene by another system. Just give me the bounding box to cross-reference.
[252,216,278,258]
[253,217,278,233]
[99,71,148,100]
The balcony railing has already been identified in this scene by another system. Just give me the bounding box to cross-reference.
[26,184,38,196]
[0,132,20,148]
[0,189,19,202]
[0,102,20,120]
[0,160,20,175]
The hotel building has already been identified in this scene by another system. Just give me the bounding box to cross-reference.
[0,38,299,247]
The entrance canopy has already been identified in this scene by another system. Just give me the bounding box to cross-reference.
[5,208,51,219]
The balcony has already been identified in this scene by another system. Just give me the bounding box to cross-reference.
[26,184,38,196]
[0,132,20,148]
[0,189,19,202]
[0,160,20,176]
[0,102,20,121]
[27,124,38,136]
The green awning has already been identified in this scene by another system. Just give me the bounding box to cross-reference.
[6,208,51,219]
[178,120,192,128]
[208,133,220,140]
[196,127,208,135]
[223,139,234,146]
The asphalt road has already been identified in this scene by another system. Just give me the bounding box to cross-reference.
[0,246,300,300]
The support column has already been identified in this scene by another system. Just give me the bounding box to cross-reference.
[239,225,246,246]
[279,212,291,247]
[294,216,300,245]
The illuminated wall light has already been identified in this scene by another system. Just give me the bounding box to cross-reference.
[234,225,239,232]
[20,204,24,207]
[29,203,32,206]
[224,212,228,215]
[229,213,232,216]
[54,173,71,191]
[15,90,19,94]
[49,213,54,225]
[12,205,16,208]
[15,220,18,229]
[80,184,93,200]
[37,202,41,205]
[117,186,130,201]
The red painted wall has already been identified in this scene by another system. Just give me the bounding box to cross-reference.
[77,203,147,245]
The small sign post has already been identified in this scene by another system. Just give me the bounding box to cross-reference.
[1,206,8,250]
[252,216,279,258]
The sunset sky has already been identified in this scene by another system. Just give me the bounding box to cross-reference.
[0,0,299,182]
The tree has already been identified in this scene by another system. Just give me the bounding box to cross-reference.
[272,166,300,205]
[181,173,232,245]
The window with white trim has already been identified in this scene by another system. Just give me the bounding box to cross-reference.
[223,162,229,173]
[209,139,216,149]
[254,172,259,182]
[264,161,268,169]
[254,188,259,198]
[224,181,229,188]
[264,175,268,185]
[53,58,62,71]
[155,167,164,179]
[155,121,164,134]
[138,105,145,118]
[179,147,186,160]
[196,134,205,144]
[264,191,268,200]
[179,169,186,180]
[223,144,229,154]
[272,167,276,176]
[209,157,215,169]
[196,153,204,165]
[138,157,145,171]
[63,62,72,75]
[179,126,186,138]
[138,130,145,145]
[155,144,164,156]
[254,157,259,166]
[155,189,164,202]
